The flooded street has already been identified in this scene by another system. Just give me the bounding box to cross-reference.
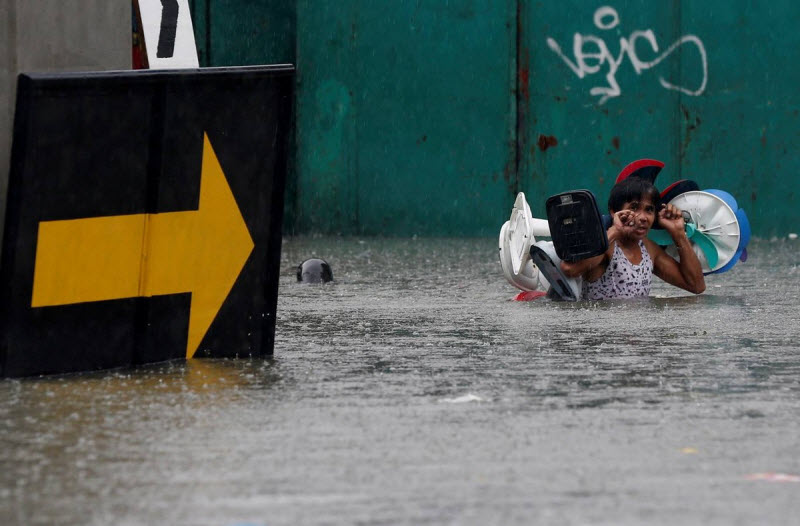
[2,237,799,525]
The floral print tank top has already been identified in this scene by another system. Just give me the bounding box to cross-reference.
[582,240,653,300]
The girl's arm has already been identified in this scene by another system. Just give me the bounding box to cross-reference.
[648,205,706,294]
[560,211,628,279]
[559,249,608,278]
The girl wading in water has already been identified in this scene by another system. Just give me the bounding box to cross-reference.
[560,177,706,300]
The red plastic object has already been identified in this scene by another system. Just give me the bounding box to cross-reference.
[615,159,665,183]
[513,290,547,301]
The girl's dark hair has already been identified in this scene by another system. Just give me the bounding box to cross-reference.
[607,177,661,212]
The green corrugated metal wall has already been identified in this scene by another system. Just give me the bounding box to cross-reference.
[293,0,516,236]
[189,0,298,227]
[192,1,800,238]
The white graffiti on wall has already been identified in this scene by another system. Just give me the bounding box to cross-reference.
[546,6,707,104]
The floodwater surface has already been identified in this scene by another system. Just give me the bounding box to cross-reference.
[2,237,799,525]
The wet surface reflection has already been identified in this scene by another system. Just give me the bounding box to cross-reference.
[2,237,799,525]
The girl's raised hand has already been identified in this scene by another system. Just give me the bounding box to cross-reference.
[612,209,635,233]
[658,203,685,235]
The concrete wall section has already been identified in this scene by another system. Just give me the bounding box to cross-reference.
[1,0,129,252]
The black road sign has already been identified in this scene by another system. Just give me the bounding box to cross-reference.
[1,65,294,377]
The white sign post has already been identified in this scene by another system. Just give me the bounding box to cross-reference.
[137,0,199,69]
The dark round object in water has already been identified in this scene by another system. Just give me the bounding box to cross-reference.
[297,258,333,283]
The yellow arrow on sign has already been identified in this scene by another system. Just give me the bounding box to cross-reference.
[31,133,254,358]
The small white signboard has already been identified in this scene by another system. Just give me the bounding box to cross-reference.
[138,0,199,69]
